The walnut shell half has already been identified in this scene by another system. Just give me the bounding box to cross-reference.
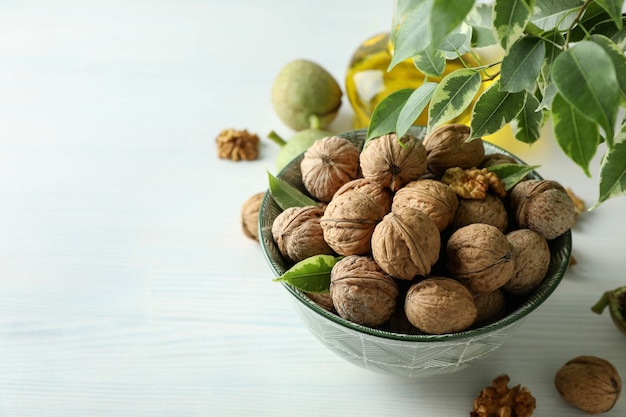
[372,206,441,280]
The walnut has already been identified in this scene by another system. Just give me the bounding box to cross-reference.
[359,132,427,192]
[330,255,399,327]
[554,355,622,414]
[452,194,508,233]
[472,289,507,326]
[241,192,265,241]
[510,179,576,240]
[422,124,485,176]
[471,374,536,417]
[442,167,507,199]
[371,206,441,280]
[391,179,458,232]
[446,223,515,292]
[404,277,477,334]
[306,292,335,313]
[300,135,360,202]
[216,128,259,161]
[481,152,520,168]
[503,229,550,296]
[334,178,392,213]
[271,205,334,262]
[321,190,387,256]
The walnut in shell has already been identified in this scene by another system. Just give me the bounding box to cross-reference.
[510,179,575,240]
[404,277,477,334]
[321,189,388,256]
[422,124,485,176]
[241,191,265,241]
[330,255,399,327]
[391,179,458,232]
[446,223,515,292]
[300,135,360,202]
[555,355,622,414]
[271,205,334,262]
[334,178,392,213]
[452,194,508,233]
[359,133,427,192]
[472,289,506,326]
[503,229,550,296]
[371,206,441,280]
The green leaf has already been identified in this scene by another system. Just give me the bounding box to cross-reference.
[591,35,626,102]
[513,93,543,144]
[440,23,473,59]
[428,68,482,130]
[531,0,582,30]
[487,163,541,190]
[610,20,626,49]
[413,48,446,77]
[430,0,474,52]
[537,80,558,110]
[267,169,317,211]
[594,0,624,29]
[273,254,342,293]
[493,0,532,51]
[500,36,546,93]
[366,88,414,141]
[469,80,527,139]
[389,0,433,70]
[465,2,497,48]
[594,123,626,207]
[552,41,620,146]
[552,94,600,177]
[396,83,438,137]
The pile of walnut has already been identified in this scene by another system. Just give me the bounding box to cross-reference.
[271,123,576,335]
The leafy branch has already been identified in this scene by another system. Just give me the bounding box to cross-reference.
[368,0,626,207]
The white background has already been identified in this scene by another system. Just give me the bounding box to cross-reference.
[0,1,624,416]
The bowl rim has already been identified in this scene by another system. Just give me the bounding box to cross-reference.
[259,127,572,343]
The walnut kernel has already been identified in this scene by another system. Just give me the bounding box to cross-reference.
[216,128,260,161]
[471,374,536,417]
[442,167,506,199]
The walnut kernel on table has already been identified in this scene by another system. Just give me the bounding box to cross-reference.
[216,128,259,161]
[471,374,536,417]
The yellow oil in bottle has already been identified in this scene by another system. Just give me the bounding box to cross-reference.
[345,32,524,152]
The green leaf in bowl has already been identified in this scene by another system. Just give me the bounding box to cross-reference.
[273,254,342,293]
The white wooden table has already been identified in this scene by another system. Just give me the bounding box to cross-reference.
[0,1,624,416]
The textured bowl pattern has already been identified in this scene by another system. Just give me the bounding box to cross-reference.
[259,127,572,378]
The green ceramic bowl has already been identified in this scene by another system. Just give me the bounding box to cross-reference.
[259,127,572,378]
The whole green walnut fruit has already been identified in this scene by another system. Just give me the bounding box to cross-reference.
[271,59,342,131]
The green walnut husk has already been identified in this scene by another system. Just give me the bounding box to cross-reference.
[592,285,626,335]
[271,59,342,131]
